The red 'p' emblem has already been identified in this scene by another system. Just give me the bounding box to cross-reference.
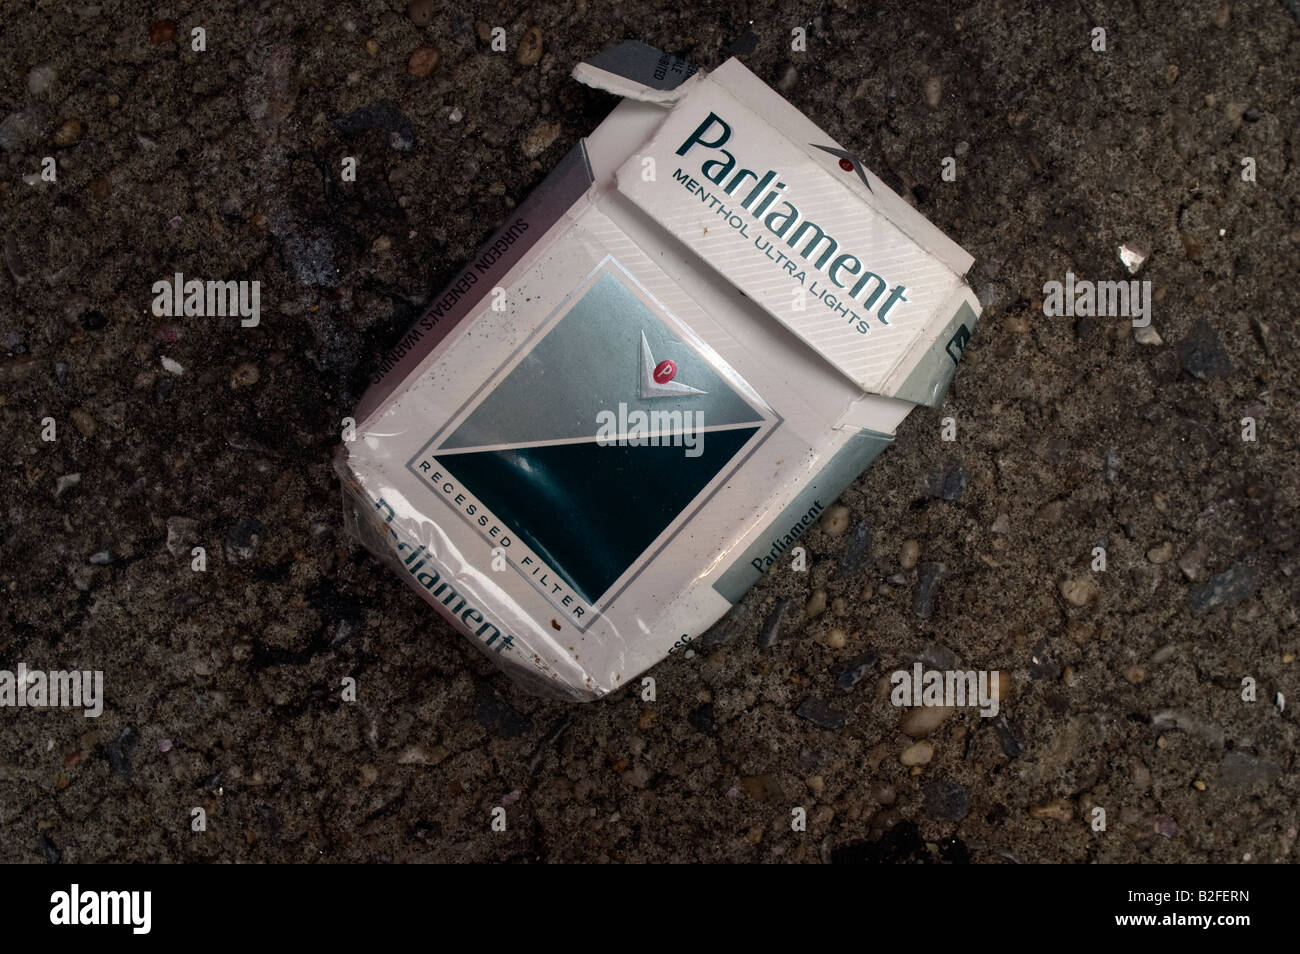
[653,359,677,384]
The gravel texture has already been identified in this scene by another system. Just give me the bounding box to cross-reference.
[1,0,1297,863]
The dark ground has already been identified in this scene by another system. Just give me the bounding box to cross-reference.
[1,0,1297,863]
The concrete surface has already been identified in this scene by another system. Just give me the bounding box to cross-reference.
[1,0,1297,862]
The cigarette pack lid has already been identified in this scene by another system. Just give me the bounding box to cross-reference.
[590,52,979,408]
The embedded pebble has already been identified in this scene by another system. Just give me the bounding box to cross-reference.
[928,468,966,500]
[1029,798,1073,822]
[913,562,945,618]
[838,520,872,575]
[408,46,440,78]
[901,704,954,738]
[923,75,942,108]
[836,651,879,691]
[54,472,81,499]
[27,64,57,96]
[804,589,827,620]
[923,779,970,822]
[1151,709,1224,747]
[758,598,789,649]
[1179,318,1232,380]
[224,517,264,564]
[1150,644,1177,665]
[149,19,176,44]
[899,539,920,569]
[52,119,82,147]
[106,726,137,781]
[825,628,847,649]
[1060,576,1098,607]
[1134,324,1164,345]
[1153,814,1179,838]
[69,408,96,437]
[819,504,850,536]
[365,39,379,57]
[1118,242,1149,274]
[516,27,543,66]
[397,744,447,765]
[991,512,1010,534]
[1104,448,1121,484]
[522,119,561,159]
[900,741,934,766]
[161,356,184,375]
[992,714,1021,758]
[1187,561,1257,615]
[796,696,845,730]
[1147,542,1174,564]
[166,516,199,557]
[1177,542,1207,581]
[231,362,260,388]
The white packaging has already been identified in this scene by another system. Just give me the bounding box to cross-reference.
[336,42,981,700]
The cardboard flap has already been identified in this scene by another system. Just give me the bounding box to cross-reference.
[572,40,700,103]
[609,65,977,405]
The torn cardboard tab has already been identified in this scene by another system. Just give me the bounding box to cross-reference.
[572,40,700,103]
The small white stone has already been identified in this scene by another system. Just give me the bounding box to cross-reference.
[1134,324,1163,345]
[1118,242,1149,274]
[161,356,184,375]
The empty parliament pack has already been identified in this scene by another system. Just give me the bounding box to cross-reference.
[336,42,982,700]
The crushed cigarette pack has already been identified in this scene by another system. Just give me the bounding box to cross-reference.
[336,42,981,700]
